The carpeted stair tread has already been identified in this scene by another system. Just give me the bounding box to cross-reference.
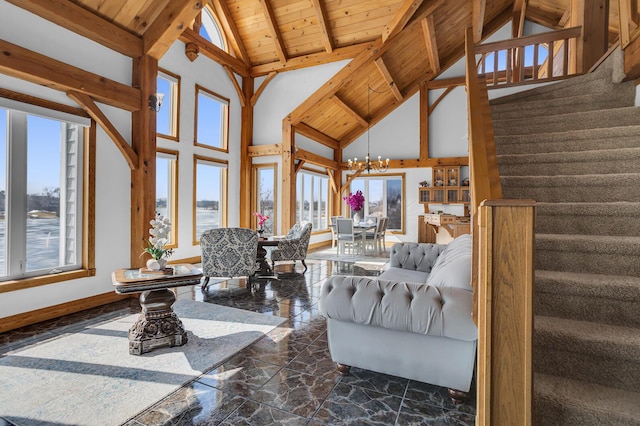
[536,233,640,255]
[498,147,640,176]
[493,106,640,136]
[535,315,640,362]
[536,270,640,301]
[495,125,640,155]
[534,373,640,425]
[535,202,640,236]
[502,173,640,203]
[490,89,635,119]
[536,270,640,327]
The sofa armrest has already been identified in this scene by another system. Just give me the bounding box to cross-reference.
[319,275,477,341]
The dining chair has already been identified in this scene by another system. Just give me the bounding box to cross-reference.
[336,218,363,256]
[365,218,386,254]
[377,217,388,253]
[200,227,258,291]
[364,215,378,225]
[330,216,341,248]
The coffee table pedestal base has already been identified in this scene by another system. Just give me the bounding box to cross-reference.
[128,289,188,355]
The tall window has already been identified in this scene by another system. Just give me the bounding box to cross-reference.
[156,150,178,247]
[254,164,276,235]
[199,6,226,50]
[157,69,180,141]
[296,170,329,231]
[194,156,227,243]
[350,174,404,232]
[0,106,86,279]
[195,85,229,152]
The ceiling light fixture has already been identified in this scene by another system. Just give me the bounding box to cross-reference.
[347,84,389,173]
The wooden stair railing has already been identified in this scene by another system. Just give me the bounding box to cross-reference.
[476,26,582,88]
[465,27,536,425]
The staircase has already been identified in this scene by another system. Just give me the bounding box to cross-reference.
[490,49,640,425]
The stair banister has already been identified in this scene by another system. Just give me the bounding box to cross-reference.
[466,27,536,425]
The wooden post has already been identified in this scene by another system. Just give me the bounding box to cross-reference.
[240,76,254,228]
[476,199,535,426]
[131,55,158,268]
[281,115,295,231]
[419,83,429,162]
[570,0,609,73]
[332,147,343,217]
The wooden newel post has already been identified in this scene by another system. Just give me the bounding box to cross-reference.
[476,199,535,426]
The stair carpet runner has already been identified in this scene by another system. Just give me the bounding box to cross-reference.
[490,48,640,425]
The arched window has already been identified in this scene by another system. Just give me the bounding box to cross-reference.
[199,7,226,51]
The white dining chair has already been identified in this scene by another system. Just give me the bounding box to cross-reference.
[336,218,363,256]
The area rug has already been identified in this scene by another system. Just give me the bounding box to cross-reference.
[0,300,287,426]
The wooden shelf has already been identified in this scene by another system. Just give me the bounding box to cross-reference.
[418,166,470,214]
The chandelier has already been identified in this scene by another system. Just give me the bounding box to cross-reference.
[347,85,389,173]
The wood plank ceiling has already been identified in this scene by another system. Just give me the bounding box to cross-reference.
[51,0,623,150]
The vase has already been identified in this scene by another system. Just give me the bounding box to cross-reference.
[257,229,264,239]
[146,258,167,271]
[353,210,362,225]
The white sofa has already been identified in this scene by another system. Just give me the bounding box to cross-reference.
[319,234,476,400]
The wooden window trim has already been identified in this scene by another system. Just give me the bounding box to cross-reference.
[156,147,179,249]
[157,68,181,142]
[194,84,230,153]
[192,154,228,245]
[251,162,278,233]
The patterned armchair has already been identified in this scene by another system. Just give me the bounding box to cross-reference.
[200,227,258,290]
[270,222,313,273]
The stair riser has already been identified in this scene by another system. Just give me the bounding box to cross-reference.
[499,158,640,176]
[533,349,640,393]
[491,95,634,120]
[533,396,637,426]
[536,293,640,327]
[503,184,640,203]
[536,214,640,236]
[494,110,640,136]
[495,131,640,154]
[536,249,640,276]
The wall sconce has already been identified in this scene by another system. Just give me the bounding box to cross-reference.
[148,93,165,112]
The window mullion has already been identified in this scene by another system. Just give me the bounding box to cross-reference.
[6,111,28,276]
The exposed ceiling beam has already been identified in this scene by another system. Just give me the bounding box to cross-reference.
[180,29,250,77]
[512,0,528,38]
[248,144,283,157]
[332,95,368,127]
[383,0,425,43]
[143,0,204,60]
[212,0,251,66]
[257,0,288,63]
[311,0,333,53]
[251,71,277,106]
[472,0,486,42]
[67,90,138,170]
[559,4,572,27]
[426,76,465,89]
[250,42,373,76]
[294,123,340,149]
[222,66,246,107]
[421,15,440,73]
[0,87,88,118]
[0,39,141,111]
[5,0,143,57]
[374,57,403,101]
[295,148,339,170]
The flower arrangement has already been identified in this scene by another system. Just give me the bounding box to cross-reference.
[254,212,269,229]
[343,190,365,211]
[142,213,173,261]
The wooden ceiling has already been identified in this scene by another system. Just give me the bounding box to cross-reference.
[7,0,623,151]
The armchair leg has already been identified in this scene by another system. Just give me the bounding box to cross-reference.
[448,388,468,404]
[301,259,307,273]
[201,277,210,291]
[336,363,351,376]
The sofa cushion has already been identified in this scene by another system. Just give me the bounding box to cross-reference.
[389,242,444,273]
[320,276,477,341]
[425,234,472,291]
[378,268,429,284]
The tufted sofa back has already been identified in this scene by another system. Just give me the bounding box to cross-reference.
[389,242,445,273]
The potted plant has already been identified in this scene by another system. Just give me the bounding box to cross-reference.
[343,190,365,224]
[141,213,173,271]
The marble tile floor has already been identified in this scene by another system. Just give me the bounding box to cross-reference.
[0,258,476,426]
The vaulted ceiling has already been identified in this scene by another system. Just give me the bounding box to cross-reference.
[8,0,623,150]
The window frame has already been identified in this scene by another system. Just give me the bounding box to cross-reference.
[156,148,179,249]
[348,172,405,234]
[0,90,95,294]
[194,85,229,153]
[192,154,228,245]
[199,5,228,51]
[156,68,181,142]
[252,163,277,236]
[296,168,331,233]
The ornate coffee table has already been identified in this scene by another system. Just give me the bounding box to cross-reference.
[112,264,203,355]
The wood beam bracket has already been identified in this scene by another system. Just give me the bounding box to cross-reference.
[223,66,247,107]
[251,72,277,106]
